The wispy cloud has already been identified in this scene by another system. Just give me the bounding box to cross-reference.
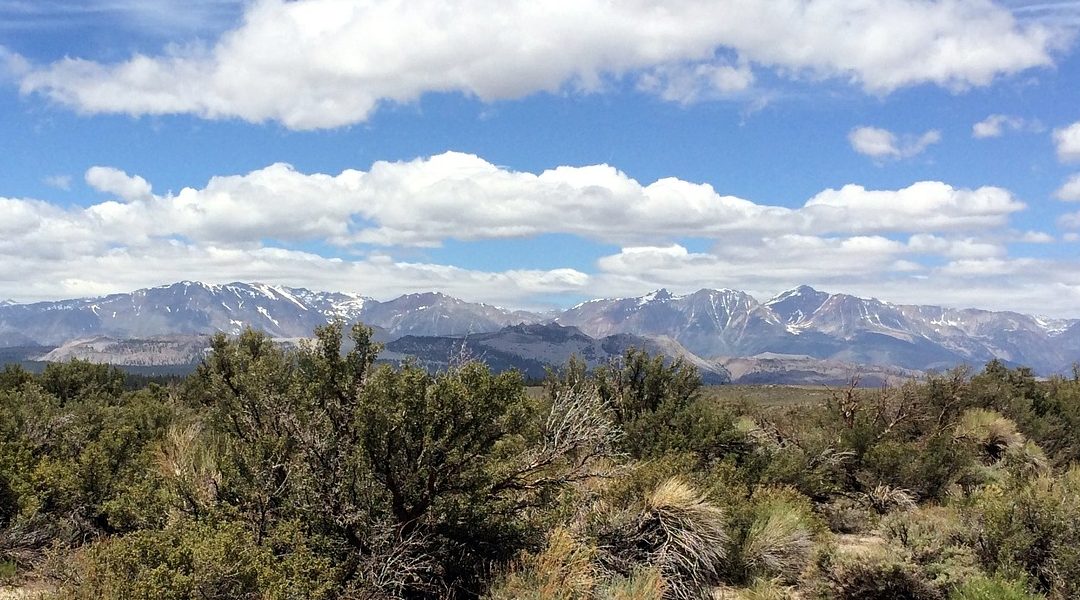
[42,174,71,191]
[972,114,1044,138]
[849,126,942,160]
[1005,0,1080,26]
[0,0,244,35]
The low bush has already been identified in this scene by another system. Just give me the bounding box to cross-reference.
[959,468,1080,598]
[57,518,335,600]
[949,574,1045,600]
[816,546,942,600]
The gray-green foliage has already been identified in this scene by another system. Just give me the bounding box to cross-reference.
[949,575,1045,600]
[184,323,619,596]
[0,365,173,571]
[958,469,1080,598]
[6,342,1080,599]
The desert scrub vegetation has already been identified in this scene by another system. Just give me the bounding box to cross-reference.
[1,325,1080,598]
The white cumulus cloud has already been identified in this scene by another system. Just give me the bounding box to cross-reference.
[14,0,1064,129]
[49,152,1022,248]
[1056,173,1080,201]
[591,244,1080,316]
[85,166,153,202]
[0,152,1057,313]
[1055,121,1080,162]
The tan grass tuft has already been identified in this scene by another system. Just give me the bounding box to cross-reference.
[601,567,667,600]
[740,502,815,581]
[954,409,1024,462]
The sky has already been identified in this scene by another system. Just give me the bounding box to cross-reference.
[1,0,1080,315]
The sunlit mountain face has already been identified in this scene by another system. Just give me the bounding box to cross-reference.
[4,282,1080,375]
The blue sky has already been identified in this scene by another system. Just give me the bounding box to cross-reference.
[1,0,1080,315]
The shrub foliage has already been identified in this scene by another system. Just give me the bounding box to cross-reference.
[1,326,1079,598]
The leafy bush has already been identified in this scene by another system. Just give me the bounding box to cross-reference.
[819,496,875,534]
[594,350,703,459]
[8,340,1080,598]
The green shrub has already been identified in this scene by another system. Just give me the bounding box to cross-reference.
[881,506,980,593]
[858,434,973,501]
[819,497,876,534]
[59,519,334,600]
[949,574,1044,600]
[960,469,1080,598]
[594,349,704,460]
[0,558,16,581]
[816,547,941,600]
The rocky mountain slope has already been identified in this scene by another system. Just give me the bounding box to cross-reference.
[382,323,731,383]
[3,281,1079,376]
[558,286,1080,374]
[717,354,923,387]
[0,282,541,346]
[39,335,212,366]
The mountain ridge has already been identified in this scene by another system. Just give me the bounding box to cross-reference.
[3,281,1079,375]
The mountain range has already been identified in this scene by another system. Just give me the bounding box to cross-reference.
[556,286,1080,373]
[3,281,1079,379]
[0,281,536,345]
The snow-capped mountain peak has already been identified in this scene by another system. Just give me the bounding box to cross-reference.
[0,282,541,345]
[4,282,1080,375]
[638,288,676,305]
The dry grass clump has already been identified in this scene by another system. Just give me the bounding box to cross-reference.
[494,474,731,599]
[0,517,55,576]
[1001,440,1049,478]
[601,568,667,600]
[638,478,729,600]
[489,527,668,600]
[725,488,820,586]
[713,578,798,599]
[488,527,596,600]
[590,477,728,600]
[954,409,1024,463]
[862,484,917,515]
[739,503,814,582]
[154,424,221,515]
